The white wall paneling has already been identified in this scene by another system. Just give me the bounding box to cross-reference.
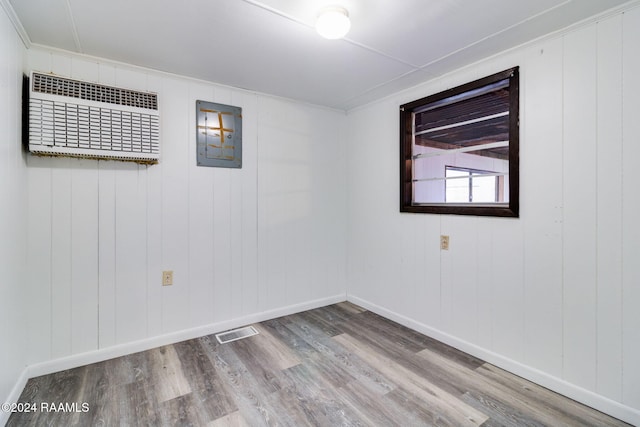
[26,157,52,364]
[0,3,28,422]
[411,215,441,330]
[439,215,479,344]
[187,82,216,329]
[160,77,191,334]
[229,91,246,318]
[98,161,117,348]
[50,159,73,358]
[596,14,624,403]
[346,101,403,308]
[474,218,494,350]
[488,219,525,361]
[145,73,165,340]
[115,162,149,344]
[622,6,640,412]
[562,24,599,391]
[522,37,564,379]
[346,6,640,425]
[562,26,598,390]
[257,95,347,311]
[70,161,99,354]
[23,46,348,374]
[238,91,260,316]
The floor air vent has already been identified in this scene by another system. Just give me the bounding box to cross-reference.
[215,326,259,344]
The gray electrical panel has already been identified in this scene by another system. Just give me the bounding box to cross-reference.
[196,100,242,168]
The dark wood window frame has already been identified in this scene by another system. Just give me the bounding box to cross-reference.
[400,67,519,217]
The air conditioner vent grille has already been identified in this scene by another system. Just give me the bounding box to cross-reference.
[32,73,158,110]
[28,71,160,164]
[29,99,160,155]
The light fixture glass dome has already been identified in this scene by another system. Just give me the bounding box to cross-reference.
[315,6,351,39]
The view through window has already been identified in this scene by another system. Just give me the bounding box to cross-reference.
[400,67,519,217]
[445,166,502,203]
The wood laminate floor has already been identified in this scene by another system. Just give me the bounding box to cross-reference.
[7,303,630,426]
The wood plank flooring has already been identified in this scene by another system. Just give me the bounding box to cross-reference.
[7,302,630,426]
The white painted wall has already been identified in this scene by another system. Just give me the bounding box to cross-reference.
[24,48,348,366]
[0,0,28,413]
[347,6,640,424]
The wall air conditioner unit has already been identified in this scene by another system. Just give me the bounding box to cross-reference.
[27,71,160,164]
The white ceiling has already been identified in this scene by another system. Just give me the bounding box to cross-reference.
[6,0,631,110]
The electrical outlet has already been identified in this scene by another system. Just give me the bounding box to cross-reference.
[440,235,450,250]
[162,270,173,286]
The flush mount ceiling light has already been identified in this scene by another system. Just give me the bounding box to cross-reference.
[315,6,351,39]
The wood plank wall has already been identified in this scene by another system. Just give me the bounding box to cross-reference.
[346,7,640,422]
[0,4,28,408]
[24,48,348,364]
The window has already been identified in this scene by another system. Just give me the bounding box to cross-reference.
[445,166,504,203]
[400,67,519,217]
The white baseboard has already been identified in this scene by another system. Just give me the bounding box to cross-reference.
[23,293,346,381]
[1,294,345,426]
[347,295,640,427]
[10,292,636,426]
[1,368,29,426]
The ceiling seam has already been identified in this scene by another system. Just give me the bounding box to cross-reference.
[64,0,83,53]
[339,0,628,110]
[334,68,428,110]
[341,37,422,68]
[328,1,578,109]
[239,0,421,69]
[416,0,572,71]
[239,0,304,26]
[15,0,637,112]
